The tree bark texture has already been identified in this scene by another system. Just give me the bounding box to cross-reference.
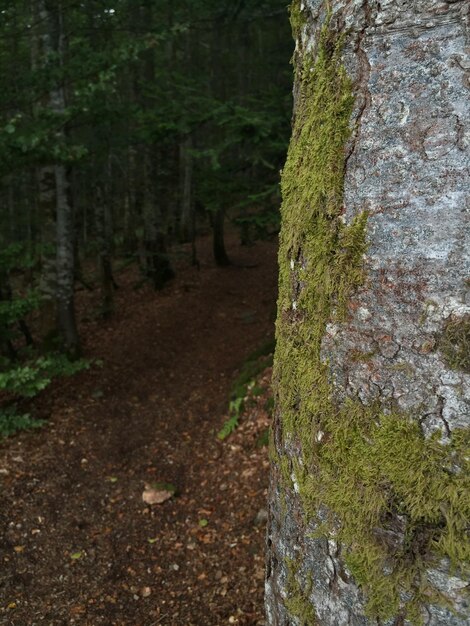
[35,0,80,355]
[267,2,469,625]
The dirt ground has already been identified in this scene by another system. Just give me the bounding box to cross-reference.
[0,234,278,626]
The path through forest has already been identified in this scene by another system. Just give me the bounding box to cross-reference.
[0,235,278,626]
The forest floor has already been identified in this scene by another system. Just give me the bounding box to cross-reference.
[0,234,278,626]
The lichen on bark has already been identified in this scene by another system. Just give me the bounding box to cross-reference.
[271,6,470,625]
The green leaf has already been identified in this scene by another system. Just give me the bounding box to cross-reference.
[217,415,238,441]
[198,519,209,528]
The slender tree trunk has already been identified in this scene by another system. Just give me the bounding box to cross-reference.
[50,1,79,357]
[55,162,80,357]
[0,276,17,361]
[139,2,174,290]
[267,2,469,625]
[34,0,80,356]
[179,134,194,243]
[32,1,56,344]
[95,185,115,317]
[213,207,230,267]
[37,166,58,345]
[124,146,138,254]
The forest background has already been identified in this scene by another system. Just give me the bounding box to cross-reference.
[0,0,293,433]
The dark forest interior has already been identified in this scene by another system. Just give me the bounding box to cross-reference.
[0,1,292,624]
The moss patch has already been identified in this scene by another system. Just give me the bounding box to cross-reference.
[285,557,317,625]
[273,14,470,625]
[439,314,470,373]
[289,0,306,41]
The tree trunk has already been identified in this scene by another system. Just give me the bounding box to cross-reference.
[213,207,230,267]
[56,162,80,358]
[95,185,115,318]
[34,0,80,356]
[267,2,469,626]
[179,134,194,243]
[37,165,58,345]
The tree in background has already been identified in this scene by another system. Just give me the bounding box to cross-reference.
[267,1,469,624]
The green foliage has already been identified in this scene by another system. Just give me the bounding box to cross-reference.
[0,354,90,399]
[273,19,469,623]
[230,338,275,400]
[234,208,280,245]
[218,338,275,441]
[0,292,39,328]
[217,397,244,441]
[196,89,291,218]
[0,244,39,349]
[0,405,45,438]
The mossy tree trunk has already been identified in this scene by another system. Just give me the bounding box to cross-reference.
[266,2,469,625]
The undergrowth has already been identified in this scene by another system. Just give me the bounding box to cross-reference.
[218,337,275,440]
[0,405,45,438]
[0,353,91,438]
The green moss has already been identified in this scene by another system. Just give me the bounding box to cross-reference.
[298,406,470,621]
[289,0,306,41]
[272,16,470,625]
[439,314,470,373]
[349,349,377,363]
[387,362,415,377]
[285,557,317,625]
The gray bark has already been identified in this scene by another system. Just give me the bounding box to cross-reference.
[267,2,469,625]
[35,0,80,355]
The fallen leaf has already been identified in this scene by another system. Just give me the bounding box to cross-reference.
[147,537,158,544]
[70,606,86,615]
[13,546,25,553]
[142,485,174,505]
[70,552,83,560]
[198,518,208,528]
